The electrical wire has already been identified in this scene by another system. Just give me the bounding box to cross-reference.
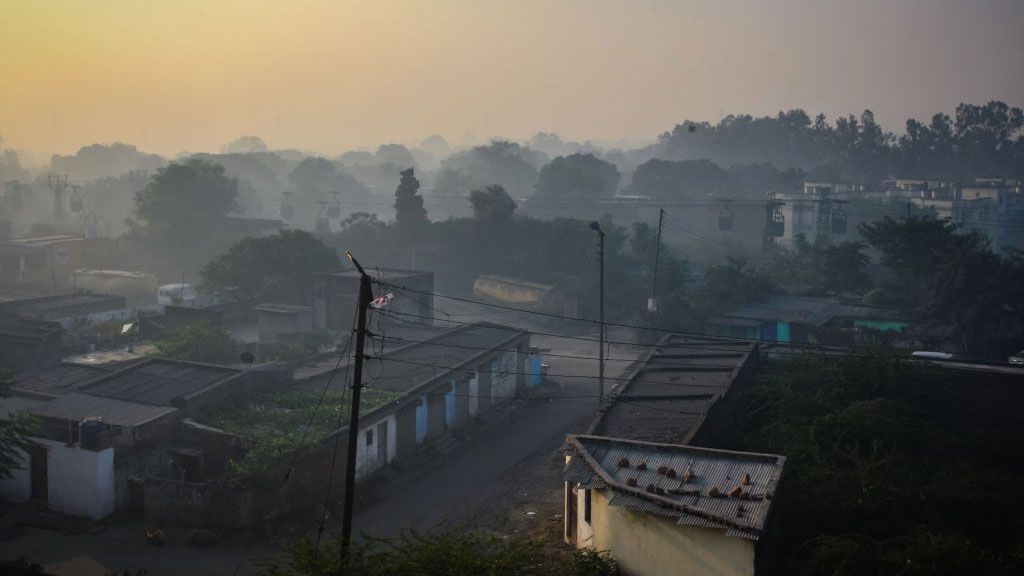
[230,322,357,576]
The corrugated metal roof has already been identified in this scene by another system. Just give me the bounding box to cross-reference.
[565,434,785,539]
[8,363,114,398]
[0,396,45,419]
[27,393,177,427]
[297,322,528,396]
[721,295,906,327]
[589,335,756,444]
[78,358,244,406]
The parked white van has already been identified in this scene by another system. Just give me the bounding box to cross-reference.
[157,283,198,305]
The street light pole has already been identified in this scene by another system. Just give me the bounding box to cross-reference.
[590,221,605,402]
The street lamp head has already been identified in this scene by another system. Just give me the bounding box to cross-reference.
[589,221,604,235]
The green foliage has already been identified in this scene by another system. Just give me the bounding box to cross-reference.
[0,365,39,479]
[203,385,399,491]
[258,526,584,576]
[859,216,1024,355]
[732,354,1024,575]
[469,184,517,224]
[131,158,240,235]
[151,319,239,364]
[260,332,333,362]
[534,153,621,202]
[693,256,773,316]
[763,234,871,295]
[654,101,1024,184]
[393,167,428,232]
[126,158,241,271]
[434,141,542,202]
[200,229,340,304]
[569,547,620,576]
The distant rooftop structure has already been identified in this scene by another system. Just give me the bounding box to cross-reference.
[564,434,785,540]
[720,295,906,328]
[7,234,86,247]
[254,303,312,314]
[312,267,433,331]
[7,362,115,399]
[76,358,247,407]
[588,335,757,445]
[313,267,431,280]
[296,322,527,396]
[28,392,178,428]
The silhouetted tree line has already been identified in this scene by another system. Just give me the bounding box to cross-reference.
[722,354,1024,576]
[649,101,1024,185]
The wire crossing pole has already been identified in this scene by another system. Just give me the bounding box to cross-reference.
[341,252,372,563]
[590,221,606,402]
[649,208,665,311]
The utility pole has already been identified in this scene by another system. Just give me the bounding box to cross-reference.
[46,174,68,219]
[340,251,373,562]
[590,221,605,401]
[648,208,665,313]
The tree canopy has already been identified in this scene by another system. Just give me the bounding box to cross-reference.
[649,101,1024,185]
[533,153,621,203]
[469,184,517,224]
[0,366,37,480]
[393,167,428,232]
[131,158,240,237]
[859,216,1024,355]
[200,229,340,304]
[151,319,239,364]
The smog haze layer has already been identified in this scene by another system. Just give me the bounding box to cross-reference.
[2,0,1023,156]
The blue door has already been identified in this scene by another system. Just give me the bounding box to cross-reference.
[445,379,457,429]
[529,354,543,387]
[415,394,428,444]
[762,322,778,341]
[776,322,791,343]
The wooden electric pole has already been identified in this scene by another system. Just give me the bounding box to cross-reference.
[649,208,665,312]
[340,251,372,562]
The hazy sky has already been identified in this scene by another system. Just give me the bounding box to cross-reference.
[2,0,1022,158]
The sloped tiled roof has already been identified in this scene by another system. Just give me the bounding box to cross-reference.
[564,434,785,540]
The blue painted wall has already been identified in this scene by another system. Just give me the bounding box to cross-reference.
[415,394,427,445]
[445,379,456,428]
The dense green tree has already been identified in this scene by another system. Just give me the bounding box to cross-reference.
[469,184,517,224]
[129,158,240,239]
[151,319,239,364]
[221,135,269,154]
[727,354,1024,576]
[0,147,29,184]
[859,216,1024,355]
[51,142,165,181]
[627,159,728,198]
[533,153,621,203]
[0,366,38,480]
[954,101,1024,178]
[200,229,340,304]
[693,256,773,316]
[393,167,428,231]
[434,141,542,202]
[288,157,337,194]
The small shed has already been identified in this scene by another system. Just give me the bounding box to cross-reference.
[255,303,313,341]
